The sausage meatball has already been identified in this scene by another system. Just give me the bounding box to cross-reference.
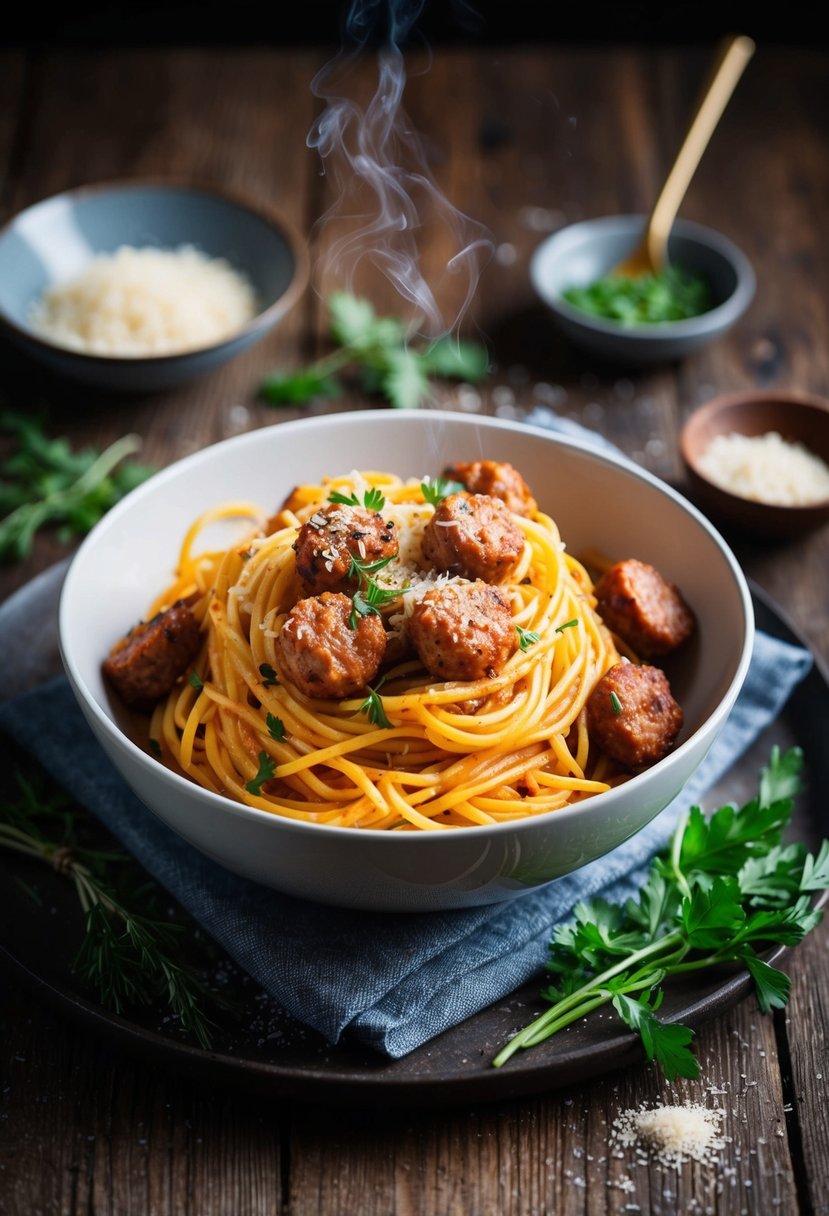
[586,660,683,771]
[593,558,696,658]
[443,459,537,517]
[422,492,525,584]
[408,580,518,682]
[274,592,386,700]
[102,600,202,710]
[292,503,398,594]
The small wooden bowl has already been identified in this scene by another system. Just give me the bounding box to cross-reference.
[680,390,829,539]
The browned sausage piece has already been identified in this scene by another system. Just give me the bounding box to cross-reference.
[443,460,538,517]
[292,503,398,594]
[274,592,387,699]
[408,580,518,682]
[593,558,696,658]
[102,600,202,710]
[586,660,683,771]
[422,492,525,584]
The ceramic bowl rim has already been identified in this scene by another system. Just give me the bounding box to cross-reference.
[58,409,755,848]
[0,176,311,365]
[680,388,829,514]
[530,213,756,342]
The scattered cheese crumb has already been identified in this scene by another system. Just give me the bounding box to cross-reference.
[696,430,829,506]
[30,244,258,356]
[611,1102,726,1170]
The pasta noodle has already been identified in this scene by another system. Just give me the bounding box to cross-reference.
[142,469,627,830]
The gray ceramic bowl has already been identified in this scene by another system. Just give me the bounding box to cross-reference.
[0,180,309,392]
[530,215,755,365]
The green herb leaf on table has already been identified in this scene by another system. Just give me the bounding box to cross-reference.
[0,412,155,563]
[491,746,829,1081]
[259,293,489,410]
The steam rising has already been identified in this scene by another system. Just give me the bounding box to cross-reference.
[308,0,493,338]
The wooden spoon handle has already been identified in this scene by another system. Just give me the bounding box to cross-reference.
[647,34,755,265]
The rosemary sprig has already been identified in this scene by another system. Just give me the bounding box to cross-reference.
[0,769,225,1048]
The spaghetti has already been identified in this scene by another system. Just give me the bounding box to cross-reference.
[141,469,627,830]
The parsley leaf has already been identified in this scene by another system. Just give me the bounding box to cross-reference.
[259,293,489,411]
[328,486,386,511]
[555,618,579,633]
[245,751,277,796]
[259,663,279,687]
[420,476,465,507]
[492,746,829,1081]
[266,713,286,742]
[0,412,155,563]
[516,625,541,651]
[188,671,204,692]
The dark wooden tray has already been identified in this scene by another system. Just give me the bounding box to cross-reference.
[1,584,826,1107]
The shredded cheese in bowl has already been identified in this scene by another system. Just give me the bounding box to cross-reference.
[696,430,829,507]
[29,244,258,357]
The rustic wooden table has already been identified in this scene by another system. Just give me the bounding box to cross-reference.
[1,37,828,1216]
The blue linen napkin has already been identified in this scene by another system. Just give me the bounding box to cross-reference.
[0,416,814,1058]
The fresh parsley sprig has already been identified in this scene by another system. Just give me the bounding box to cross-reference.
[492,746,829,1081]
[516,626,541,651]
[329,486,386,511]
[0,769,224,1047]
[420,476,465,507]
[0,412,155,562]
[259,293,489,411]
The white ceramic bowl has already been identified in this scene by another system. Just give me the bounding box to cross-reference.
[58,410,754,911]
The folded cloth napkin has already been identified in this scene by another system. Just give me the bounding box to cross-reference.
[0,414,814,1058]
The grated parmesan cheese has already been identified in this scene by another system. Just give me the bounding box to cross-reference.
[611,1102,726,1170]
[30,244,258,357]
[696,430,829,506]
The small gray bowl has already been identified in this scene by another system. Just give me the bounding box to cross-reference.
[0,180,310,392]
[530,214,755,365]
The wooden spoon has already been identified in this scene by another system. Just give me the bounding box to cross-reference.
[611,34,756,279]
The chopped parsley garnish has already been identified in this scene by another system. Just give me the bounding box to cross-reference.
[609,690,624,715]
[492,746,829,1081]
[259,663,279,687]
[188,670,204,692]
[360,680,392,729]
[328,486,386,512]
[266,713,286,742]
[245,751,277,796]
[562,263,711,326]
[421,477,465,507]
[555,618,579,633]
[148,737,162,758]
[516,626,541,651]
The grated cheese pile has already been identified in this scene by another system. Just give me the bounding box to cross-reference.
[611,1102,726,1170]
[696,430,829,506]
[30,244,258,357]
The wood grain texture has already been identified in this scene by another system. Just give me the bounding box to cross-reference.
[0,42,828,1216]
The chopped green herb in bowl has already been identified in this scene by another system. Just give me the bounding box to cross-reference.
[562,263,712,326]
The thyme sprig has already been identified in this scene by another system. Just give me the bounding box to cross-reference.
[0,769,225,1048]
[347,552,401,629]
